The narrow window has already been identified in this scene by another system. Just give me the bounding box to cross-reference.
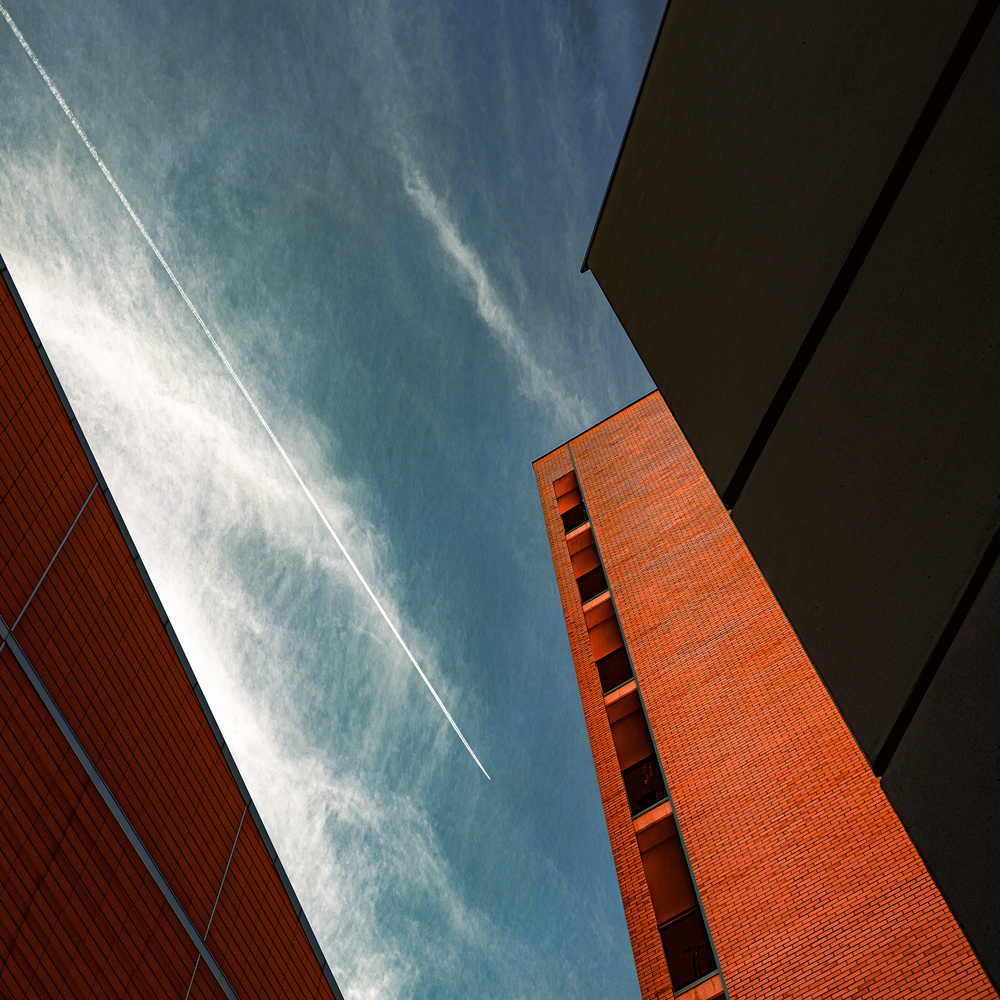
[606,688,668,816]
[554,471,587,533]
[561,502,587,534]
[622,756,669,816]
[585,595,632,691]
[568,526,608,602]
[659,908,715,991]
[636,813,718,992]
[596,647,632,692]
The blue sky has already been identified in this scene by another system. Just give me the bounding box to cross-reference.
[0,1,659,995]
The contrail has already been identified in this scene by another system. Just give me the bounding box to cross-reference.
[1,3,490,780]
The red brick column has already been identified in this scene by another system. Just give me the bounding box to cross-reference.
[535,392,995,1000]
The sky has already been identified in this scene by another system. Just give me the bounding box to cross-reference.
[0,1,660,996]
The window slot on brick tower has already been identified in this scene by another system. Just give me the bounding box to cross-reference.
[659,909,716,992]
[568,525,608,603]
[607,688,667,816]
[596,648,632,694]
[576,567,607,603]
[622,756,668,817]
[585,595,633,692]
[636,815,717,992]
[554,470,587,534]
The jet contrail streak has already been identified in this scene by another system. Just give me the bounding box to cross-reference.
[1,3,490,780]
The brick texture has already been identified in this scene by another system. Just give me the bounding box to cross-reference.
[534,392,996,1000]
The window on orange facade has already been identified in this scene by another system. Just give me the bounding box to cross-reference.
[596,647,632,692]
[554,472,588,533]
[569,526,606,602]
[561,503,587,533]
[659,907,716,992]
[576,565,608,602]
[622,755,668,816]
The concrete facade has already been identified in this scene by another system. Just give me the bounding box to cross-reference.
[583,1,1000,984]
[0,253,344,999]
[534,393,994,1000]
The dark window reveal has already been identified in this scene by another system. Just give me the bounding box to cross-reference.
[576,565,608,603]
[554,472,586,533]
[622,755,667,816]
[597,648,633,693]
[561,503,587,533]
[659,908,715,992]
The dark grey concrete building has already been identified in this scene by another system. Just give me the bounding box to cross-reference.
[583,0,1000,988]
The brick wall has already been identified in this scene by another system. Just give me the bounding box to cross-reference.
[534,392,995,999]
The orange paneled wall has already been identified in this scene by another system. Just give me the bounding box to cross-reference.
[1,255,343,1000]
[534,393,995,1000]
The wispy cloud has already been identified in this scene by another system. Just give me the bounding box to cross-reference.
[0,0,487,778]
[0,222,479,996]
[0,28,498,975]
[398,151,591,430]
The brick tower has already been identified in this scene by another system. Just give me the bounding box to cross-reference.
[534,391,994,1000]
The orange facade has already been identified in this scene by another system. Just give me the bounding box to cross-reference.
[534,392,994,1000]
[1,255,343,999]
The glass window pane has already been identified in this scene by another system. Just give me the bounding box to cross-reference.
[659,907,716,991]
[622,755,667,815]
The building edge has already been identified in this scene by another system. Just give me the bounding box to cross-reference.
[533,389,661,466]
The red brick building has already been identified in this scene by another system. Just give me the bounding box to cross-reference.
[534,392,995,1000]
[1,253,345,999]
